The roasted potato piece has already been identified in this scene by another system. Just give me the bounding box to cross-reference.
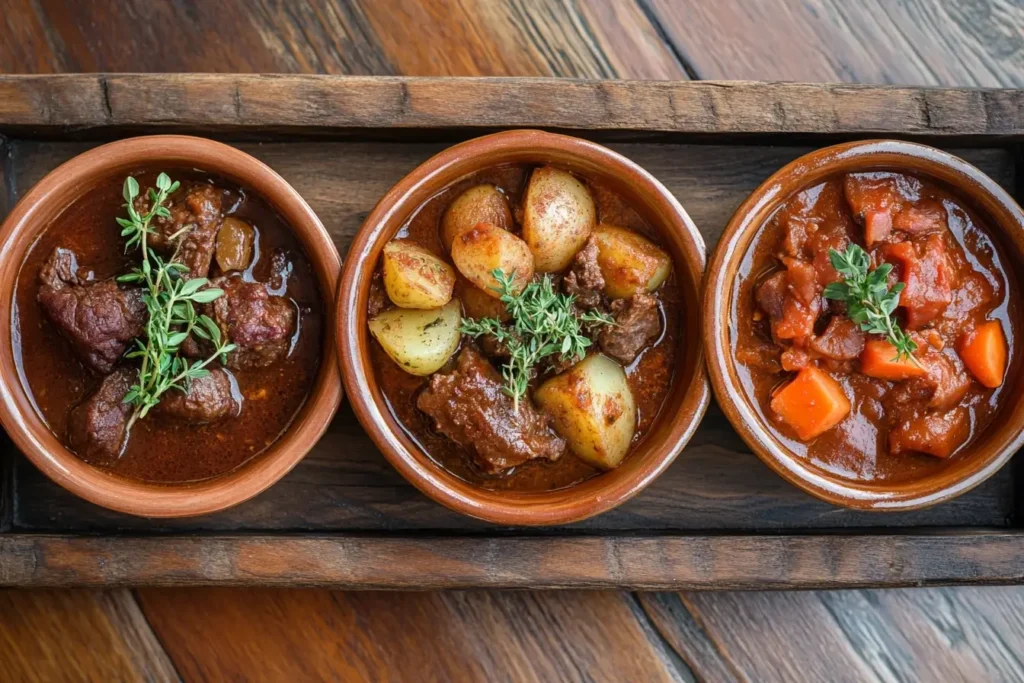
[368,299,461,376]
[440,184,513,252]
[521,166,596,272]
[451,222,534,298]
[455,276,510,322]
[382,240,455,309]
[215,217,255,272]
[534,354,636,470]
[593,224,672,299]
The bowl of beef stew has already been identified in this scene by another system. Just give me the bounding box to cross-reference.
[338,130,709,525]
[705,140,1024,509]
[0,136,342,517]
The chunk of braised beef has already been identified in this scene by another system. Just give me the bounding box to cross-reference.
[844,173,922,246]
[881,234,954,330]
[38,248,146,375]
[562,236,605,310]
[416,346,566,474]
[887,350,971,414]
[598,293,661,365]
[156,368,241,424]
[889,407,969,459]
[756,260,822,342]
[67,366,136,464]
[808,316,865,361]
[137,184,224,279]
[202,276,296,370]
[893,199,947,236]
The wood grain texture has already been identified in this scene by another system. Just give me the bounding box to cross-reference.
[644,0,1024,87]
[2,534,1024,589]
[0,589,178,682]
[7,139,1017,534]
[636,593,740,683]
[2,75,1024,139]
[359,0,684,79]
[660,586,1024,683]
[138,588,689,682]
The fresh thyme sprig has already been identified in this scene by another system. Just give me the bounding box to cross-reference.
[115,173,236,430]
[823,244,919,364]
[460,269,613,411]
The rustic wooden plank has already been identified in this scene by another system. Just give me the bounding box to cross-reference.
[643,0,1024,87]
[0,135,10,534]
[0,588,178,681]
[1,76,1023,139]
[358,0,684,80]
[2,534,1023,589]
[8,139,1017,533]
[680,591,880,682]
[137,588,688,682]
[1,0,393,75]
[636,593,740,683]
[819,587,1024,682]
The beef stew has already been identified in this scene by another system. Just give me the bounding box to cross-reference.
[15,169,323,484]
[733,170,1019,483]
[367,164,682,492]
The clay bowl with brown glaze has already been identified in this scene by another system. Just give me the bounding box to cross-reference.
[0,135,342,517]
[338,129,709,526]
[705,139,1024,510]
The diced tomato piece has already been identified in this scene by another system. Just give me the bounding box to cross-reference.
[881,235,953,329]
[889,408,969,458]
[957,320,1008,388]
[860,340,928,380]
[864,210,892,246]
[770,367,851,441]
[893,199,947,235]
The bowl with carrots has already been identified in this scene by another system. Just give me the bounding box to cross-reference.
[704,140,1024,509]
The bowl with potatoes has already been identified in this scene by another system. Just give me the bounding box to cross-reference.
[337,129,709,525]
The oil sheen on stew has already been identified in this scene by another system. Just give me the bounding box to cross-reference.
[369,164,680,492]
[733,171,1018,484]
[15,169,323,483]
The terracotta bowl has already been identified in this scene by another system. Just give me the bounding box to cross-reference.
[705,139,1024,510]
[0,135,342,517]
[338,129,709,525]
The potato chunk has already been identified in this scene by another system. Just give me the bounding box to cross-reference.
[382,240,455,309]
[593,224,672,299]
[215,217,255,272]
[521,166,596,272]
[451,222,534,298]
[455,276,510,322]
[441,184,513,252]
[368,299,461,376]
[534,354,636,470]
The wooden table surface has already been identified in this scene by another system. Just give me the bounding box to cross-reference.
[2,1,1023,681]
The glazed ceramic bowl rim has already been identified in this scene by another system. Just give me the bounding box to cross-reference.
[0,135,343,518]
[704,139,1024,510]
[337,129,710,526]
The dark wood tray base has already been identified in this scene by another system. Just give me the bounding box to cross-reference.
[2,75,1022,588]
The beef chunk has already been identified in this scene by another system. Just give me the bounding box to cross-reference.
[38,248,146,375]
[157,368,241,423]
[201,276,296,370]
[67,367,136,463]
[562,236,605,309]
[756,261,822,342]
[138,184,223,279]
[598,293,661,365]
[417,346,566,473]
[893,199,947,236]
[881,235,953,330]
[809,316,865,361]
[889,407,969,459]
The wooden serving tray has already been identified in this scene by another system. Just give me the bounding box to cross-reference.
[1,75,1023,589]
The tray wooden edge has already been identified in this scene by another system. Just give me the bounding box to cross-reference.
[2,532,1021,589]
[1,74,1022,138]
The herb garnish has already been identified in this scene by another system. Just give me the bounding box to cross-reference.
[116,173,236,430]
[460,269,614,411]
[823,244,919,363]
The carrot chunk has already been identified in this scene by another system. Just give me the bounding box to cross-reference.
[860,340,928,380]
[957,320,1007,388]
[770,367,851,441]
